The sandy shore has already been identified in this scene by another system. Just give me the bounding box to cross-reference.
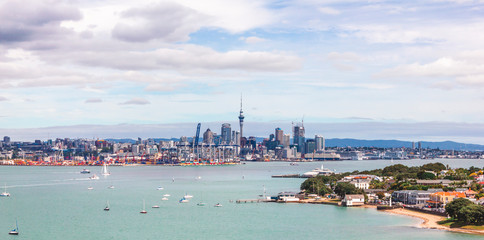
[383,207,484,235]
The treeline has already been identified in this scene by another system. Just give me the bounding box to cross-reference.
[446,198,484,225]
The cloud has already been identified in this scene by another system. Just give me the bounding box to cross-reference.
[242,36,266,44]
[0,96,7,101]
[112,2,209,43]
[71,45,302,72]
[120,98,150,105]
[318,7,340,15]
[85,98,103,103]
[377,57,484,88]
[0,0,81,43]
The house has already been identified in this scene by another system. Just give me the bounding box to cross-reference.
[427,191,466,208]
[392,190,440,205]
[464,189,477,199]
[342,194,365,207]
[350,178,370,190]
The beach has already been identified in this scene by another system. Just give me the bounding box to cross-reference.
[383,207,484,235]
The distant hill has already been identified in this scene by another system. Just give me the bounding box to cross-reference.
[105,137,484,151]
[325,138,484,151]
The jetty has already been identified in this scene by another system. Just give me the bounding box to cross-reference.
[236,199,275,203]
[271,174,306,178]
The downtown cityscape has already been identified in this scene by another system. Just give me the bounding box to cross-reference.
[1,0,484,239]
[1,102,483,165]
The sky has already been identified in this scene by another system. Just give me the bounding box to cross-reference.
[1,0,484,143]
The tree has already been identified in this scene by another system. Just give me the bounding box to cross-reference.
[376,191,385,200]
[421,162,446,173]
[334,182,360,198]
[445,198,473,219]
[417,171,436,180]
[382,164,409,176]
[456,204,484,225]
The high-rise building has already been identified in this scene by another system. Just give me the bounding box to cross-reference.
[283,134,290,148]
[203,129,214,144]
[221,123,231,144]
[293,125,305,153]
[238,96,245,147]
[275,128,283,145]
[3,136,10,143]
[305,139,315,154]
[315,135,324,152]
[412,142,416,149]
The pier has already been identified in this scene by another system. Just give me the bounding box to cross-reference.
[236,199,275,203]
[271,174,307,178]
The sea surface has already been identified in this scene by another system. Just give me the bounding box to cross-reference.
[0,159,483,240]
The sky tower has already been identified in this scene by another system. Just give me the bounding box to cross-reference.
[238,95,244,146]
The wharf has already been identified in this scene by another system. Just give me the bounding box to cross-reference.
[236,199,275,203]
[271,174,307,178]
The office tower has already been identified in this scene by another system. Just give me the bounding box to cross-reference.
[315,135,323,152]
[221,123,231,144]
[293,124,305,153]
[3,136,10,143]
[283,134,290,148]
[275,128,283,145]
[203,129,214,144]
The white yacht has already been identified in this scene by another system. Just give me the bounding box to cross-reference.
[1,184,10,197]
[101,162,110,176]
[89,174,100,180]
[161,197,169,201]
[302,164,334,177]
[184,194,193,199]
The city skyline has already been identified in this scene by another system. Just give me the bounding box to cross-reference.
[1,0,483,144]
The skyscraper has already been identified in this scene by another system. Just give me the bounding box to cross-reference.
[293,124,305,153]
[203,128,214,144]
[315,135,323,152]
[221,123,231,144]
[283,134,290,148]
[238,96,244,146]
[275,128,283,145]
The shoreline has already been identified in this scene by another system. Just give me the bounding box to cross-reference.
[381,207,484,235]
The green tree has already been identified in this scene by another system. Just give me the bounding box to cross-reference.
[445,198,473,219]
[420,162,446,173]
[417,171,436,180]
[376,191,385,200]
[456,204,484,225]
[334,182,360,198]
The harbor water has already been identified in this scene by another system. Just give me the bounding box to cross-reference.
[0,159,483,239]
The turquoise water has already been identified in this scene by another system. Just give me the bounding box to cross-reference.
[0,159,483,239]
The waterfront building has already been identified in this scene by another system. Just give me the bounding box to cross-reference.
[428,191,466,207]
[203,129,214,144]
[293,124,305,154]
[221,123,231,144]
[342,194,365,207]
[275,128,283,145]
[392,190,438,205]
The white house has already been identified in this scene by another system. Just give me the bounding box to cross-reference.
[342,194,365,207]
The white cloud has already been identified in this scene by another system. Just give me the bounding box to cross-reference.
[318,7,340,15]
[242,36,266,44]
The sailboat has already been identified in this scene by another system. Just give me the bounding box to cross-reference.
[140,200,147,214]
[101,162,110,176]
[0,184,10,197]
[8,219,18,235]
[104,201,110,211]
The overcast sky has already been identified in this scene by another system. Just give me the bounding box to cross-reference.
[1,0,484,143]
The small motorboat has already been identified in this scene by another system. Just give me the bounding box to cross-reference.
[87,186,94,190]
[197,202,206,206]
[161,197,169,201]
[214,203,222,207]
[80,169,91,174]
[157,186,164,190]
[152,205,160,208]
[89,174,99,180]
[184,194,193,199]
[163,194,170,197]
[108,185,115,189]
[179,197,189,203]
